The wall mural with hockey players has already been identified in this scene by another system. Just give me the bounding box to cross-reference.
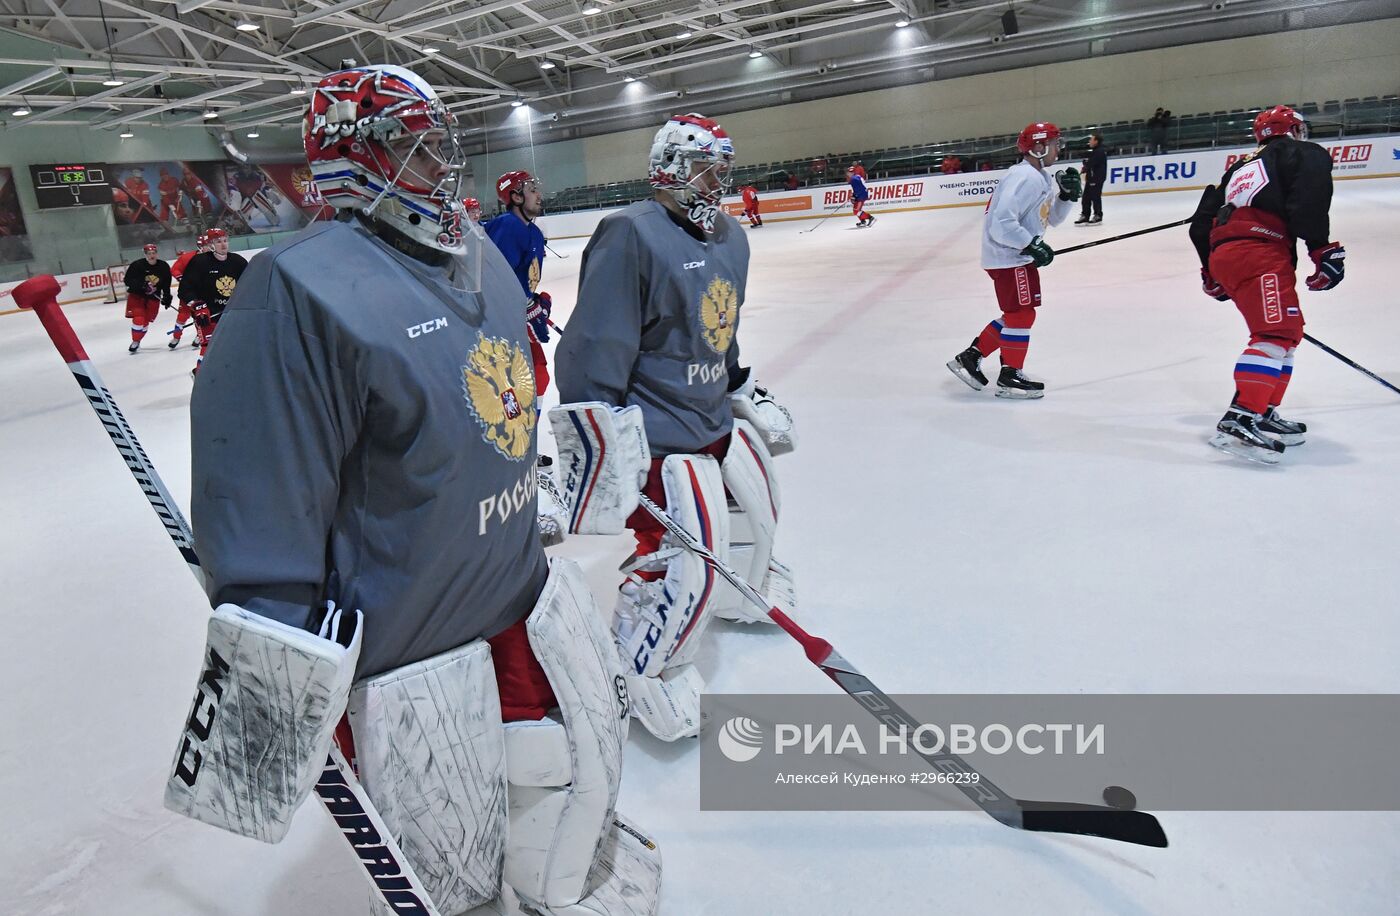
[0,167,35,264]
[109,159,330,249]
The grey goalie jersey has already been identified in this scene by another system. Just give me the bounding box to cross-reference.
[190,217,549,678]
[556,199,749,456]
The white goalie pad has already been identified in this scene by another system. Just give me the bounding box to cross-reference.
[165,603,361,844]
[549,402,650,535]
[613,454,729,679]
[624,663,705,743]
[348,638,507,915]
[730,379,796,456]
[505,558,650,912]
[712,421,795,624]
[537,816,663,916]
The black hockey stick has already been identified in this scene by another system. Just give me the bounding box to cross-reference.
[1303,333,1400,398]
[1056,217,1190,256]
[634,492,1168,849]
[799,206,846,234]
[12,275,443,915]
[545,242,570,259]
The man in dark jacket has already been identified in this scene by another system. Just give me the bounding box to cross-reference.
[1075,134,1108,224]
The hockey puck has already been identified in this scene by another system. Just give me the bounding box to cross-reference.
[1102,785,1137,810]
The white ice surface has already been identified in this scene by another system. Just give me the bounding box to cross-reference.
[2,182,1398,915]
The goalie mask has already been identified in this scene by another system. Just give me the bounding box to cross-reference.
[648,113,735,234]
[304,64,480,268]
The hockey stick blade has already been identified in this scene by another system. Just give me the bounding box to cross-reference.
[635,493,1168,849]
[11,274,446,915]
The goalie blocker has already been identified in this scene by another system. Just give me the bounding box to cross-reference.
[166,560,661,915]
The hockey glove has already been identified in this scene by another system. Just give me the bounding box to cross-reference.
[161,290,173,308]
[192,303,213,330]
[1306,242,1345,291]
[1021,236,1055,267]
[1200,268,1230,301]
[1056,167,1082,202]
[526,291,552,343]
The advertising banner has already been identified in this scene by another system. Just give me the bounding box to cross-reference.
[0,167,34,263]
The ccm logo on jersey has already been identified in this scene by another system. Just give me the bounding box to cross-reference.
[477,465,538,535]
[687,359,727,385]
[406,317,448,338]
[171,646,230,786]
[683,260,706,270]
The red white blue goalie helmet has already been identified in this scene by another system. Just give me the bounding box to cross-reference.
[303,64,470,254]
[648,112,735,233]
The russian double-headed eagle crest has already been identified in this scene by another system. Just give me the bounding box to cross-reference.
[699,276,737,354]
[461,331,536,460]
[215,275,237,298]
[527,257,541,293]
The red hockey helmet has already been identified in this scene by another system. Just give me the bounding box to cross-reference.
[1017,122,1061,157]
[205,228,228,242]
[496,170,539,204]
[304,64,469,254]
[463,196,480,210]
[1253,105,1307,142]
[196,232,211,251]
[143,243,158,253]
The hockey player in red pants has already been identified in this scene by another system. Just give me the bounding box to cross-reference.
[947,122,1080,398]
[122,243,172,353]
[1190,104,1344,464]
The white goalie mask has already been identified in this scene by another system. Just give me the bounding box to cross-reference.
[647,113,735,234]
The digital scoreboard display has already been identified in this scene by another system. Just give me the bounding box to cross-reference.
[28,163,112,209]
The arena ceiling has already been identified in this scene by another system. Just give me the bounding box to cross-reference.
[1,0,1397,149]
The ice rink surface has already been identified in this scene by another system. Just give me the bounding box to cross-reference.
[3,180,1398,915]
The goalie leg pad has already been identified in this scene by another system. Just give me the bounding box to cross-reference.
[505,558,657,911]
[549,403,650,535]
[526,816,662,916]
[713,421,795,623]
[165,603,361,844]
[624,664,704,742]
[612,454,729,678]
[348,639,507,915]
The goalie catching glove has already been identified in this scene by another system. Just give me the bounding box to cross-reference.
[730,375,796,456]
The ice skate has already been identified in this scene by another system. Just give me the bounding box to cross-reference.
[167,336,180,350]
[1259,407,1306,446]
[1074,214,1090,225]
[946,344,988,390]
[1209,407,1285,464]
[1089,215,1102,224]
[128,340,140,354]
[994,365,1044,399]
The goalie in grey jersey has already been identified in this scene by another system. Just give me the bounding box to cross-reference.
[166,64,660,916]
[553,113,798,742]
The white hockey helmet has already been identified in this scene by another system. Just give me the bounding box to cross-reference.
[648,113,735,233]
[304,64,475,257]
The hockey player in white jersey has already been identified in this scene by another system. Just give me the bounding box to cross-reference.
[166,64,660,916]
[947,121,1080,398]
[551,114,798,742]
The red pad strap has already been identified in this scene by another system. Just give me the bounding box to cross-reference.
[12,275,89,363]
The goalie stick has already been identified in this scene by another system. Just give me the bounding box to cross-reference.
[11,275,443,915]
[632,486,1169,849]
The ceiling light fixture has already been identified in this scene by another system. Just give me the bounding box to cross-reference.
[234,19,259,32]
[539,60,556,69]
[676,30,692,39]
[895,17,910,26]
[290,86,307,96]
[624,75,636,83]
[103,76,125,87]
[119,129,134,138]
[583,4,602,13]
[202,109,218,119]
[749,49,762,58]
[510,98,524,108]
[421,44,440,54]
[13,106,31,117]
[246,130,260,138]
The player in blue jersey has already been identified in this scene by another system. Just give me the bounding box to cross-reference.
[485,169,551,395]
[848,165,875,227]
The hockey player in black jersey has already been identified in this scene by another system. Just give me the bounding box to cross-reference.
[1189,104,1345,464]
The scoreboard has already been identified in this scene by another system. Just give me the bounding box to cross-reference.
[29,163,112,209]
